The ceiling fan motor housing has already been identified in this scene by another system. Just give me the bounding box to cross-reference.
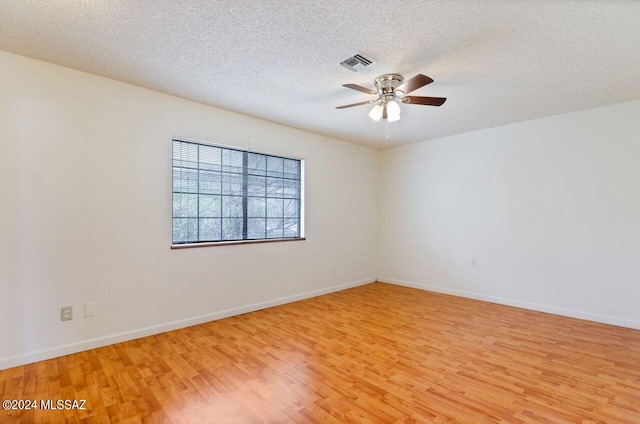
[374,74,404,95]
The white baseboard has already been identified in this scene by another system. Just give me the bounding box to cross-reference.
[378,277,640,330]
[0,277,375,370]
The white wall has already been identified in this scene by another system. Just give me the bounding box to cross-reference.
[379,99,640,329]
[0,51,379,369]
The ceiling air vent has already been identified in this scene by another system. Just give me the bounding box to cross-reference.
[339,52,375,72]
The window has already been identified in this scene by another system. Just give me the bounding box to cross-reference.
[172,139,304,245]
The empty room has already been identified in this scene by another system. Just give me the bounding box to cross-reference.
[1,1,639,423]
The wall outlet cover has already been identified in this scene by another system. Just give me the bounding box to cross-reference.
[61,306,72,321]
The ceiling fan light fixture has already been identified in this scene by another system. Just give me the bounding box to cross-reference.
[368,103,384,121]
[386,100,401,122]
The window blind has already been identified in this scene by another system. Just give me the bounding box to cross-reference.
[172,139,303,244]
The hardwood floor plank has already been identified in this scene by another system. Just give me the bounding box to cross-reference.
[1,282,639,423]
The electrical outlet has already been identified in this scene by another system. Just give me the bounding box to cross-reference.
[471,258,478,267]
[61,306,72,321]
[84,303,95,318]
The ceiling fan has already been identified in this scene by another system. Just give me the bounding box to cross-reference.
[336,73,446,122]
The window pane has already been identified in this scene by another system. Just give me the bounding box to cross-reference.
[222,196,243,217]
[223,149,244,174]
[173,218,197,243]
[248,153,266,176]
[267,198,283,217]
[199,195,221,217]
[247,218,266,239]
[266,177,283,196]
[199,170,222,194]
[266,219,283,238]
[199,145,221,171]
[248,197,266,217]
[284,219,298,238]
[284,159,299,179]
[173,167,198,193]
[173,193,197,217]
[199,218,221,241]
[222,172,243,195]
[267,156,284,177]
[283,198,298,218]
[247,175,266,196]
[173,142,198,168]
[283,179,299,199]
[222,218,243,240]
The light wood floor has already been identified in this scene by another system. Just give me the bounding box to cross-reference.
[1,282,639,423]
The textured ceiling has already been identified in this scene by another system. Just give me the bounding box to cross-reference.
[1,1,639,149]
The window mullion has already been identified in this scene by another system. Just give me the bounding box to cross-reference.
[264,162,268,239]
[242,151,248,240]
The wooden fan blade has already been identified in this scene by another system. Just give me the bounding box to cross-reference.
[335,100,375,109]
[402,96,447,106]
[395,74,434,95]
[343,84,377,95]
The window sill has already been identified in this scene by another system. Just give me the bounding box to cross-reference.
[171,237,306,249]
